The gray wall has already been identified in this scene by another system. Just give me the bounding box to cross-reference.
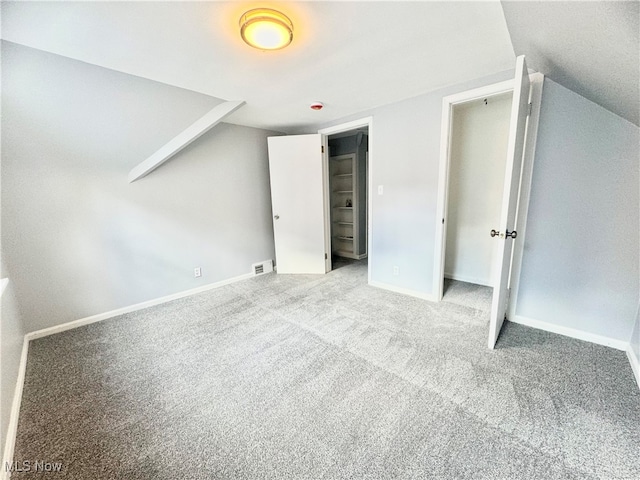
[1,42,278,332]
[632,307,639,360]
[315,71,514,295]
[0,275,25,461]
[328,136,357,157]
[315,73,639,344]
[516,79,639,342]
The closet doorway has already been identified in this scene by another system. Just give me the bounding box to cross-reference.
[319,118,372,277]
[434,58,544,348]
[444,93,512,290]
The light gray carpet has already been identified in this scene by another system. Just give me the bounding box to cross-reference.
[12,260,640,479]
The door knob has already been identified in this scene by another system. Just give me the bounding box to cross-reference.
[490,229,517,239]
[274,215,280,220]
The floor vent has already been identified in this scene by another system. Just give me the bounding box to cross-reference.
[252,260,274,276]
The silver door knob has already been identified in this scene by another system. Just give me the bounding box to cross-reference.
[274,215,280,220]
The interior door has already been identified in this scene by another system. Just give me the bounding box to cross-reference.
[267,134,327,274]
[488,55,531,349]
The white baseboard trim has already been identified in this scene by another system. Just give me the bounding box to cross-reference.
[1,337,29,480]
[510,315,629,351]
[444,273,491,287]
[627,347,640,391]
[369,281,438,302]
[26,272,255,341]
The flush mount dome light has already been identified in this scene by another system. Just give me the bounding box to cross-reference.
[240,8,293,50]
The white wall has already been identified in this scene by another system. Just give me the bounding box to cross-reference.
[516,79,640,343]
[0,275,24,461]
[445,94,512,286]
[1,42,279,332]
[0,38,26,459]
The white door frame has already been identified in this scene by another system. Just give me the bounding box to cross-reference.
[318,117,373,283]
[433,73,544,305]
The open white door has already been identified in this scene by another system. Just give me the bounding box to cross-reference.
[267,134,327,274]
[488,56,531,349]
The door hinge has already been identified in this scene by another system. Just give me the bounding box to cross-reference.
[325,253,328,260]
[528,102,532,116]
[321,145,325,153]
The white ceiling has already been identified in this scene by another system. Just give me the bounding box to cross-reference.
[2,2,637,131]
[501,1,639,126]
[1,1,515,133]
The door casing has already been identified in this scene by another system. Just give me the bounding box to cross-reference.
[434,73,545,323]
[318,117,374,283]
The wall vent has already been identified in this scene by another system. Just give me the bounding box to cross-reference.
[252,260,274,276]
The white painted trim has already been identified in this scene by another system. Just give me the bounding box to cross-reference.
[321,135,333,273]
[434,74,542,305]
[1,337,29,480]
[444,273,491,287]
[507,73,545,320]
[510,315,629,351]
[627,346,640,391]
[318,117,373,136]
[319,117,374,285]
[128,100,245,183]
[434,80,515,302]
[369,281,438,302]
[443,79,515,106]
[0,278,8,297]
[26,272,254,341]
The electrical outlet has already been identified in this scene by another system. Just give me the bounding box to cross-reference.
[393,266,399,276]
[194,267,202,278]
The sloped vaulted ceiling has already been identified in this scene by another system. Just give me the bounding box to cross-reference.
[0,1,515,133]
[2,1,637,129]
[501,0,639,126]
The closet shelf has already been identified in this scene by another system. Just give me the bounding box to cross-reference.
[330,151,362,261]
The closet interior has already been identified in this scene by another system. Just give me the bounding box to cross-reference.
[444,92,512,293]
[328,129,369,262]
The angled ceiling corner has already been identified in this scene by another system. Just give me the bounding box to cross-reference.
[128,101,246,183]
[500,0,639,126]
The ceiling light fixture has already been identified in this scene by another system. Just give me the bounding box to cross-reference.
[239,8,293,51]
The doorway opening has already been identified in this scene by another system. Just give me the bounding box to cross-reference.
[327,128,368,271]
[319,117,372,278]
[434,61,544,349]
[443,92,513,309]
